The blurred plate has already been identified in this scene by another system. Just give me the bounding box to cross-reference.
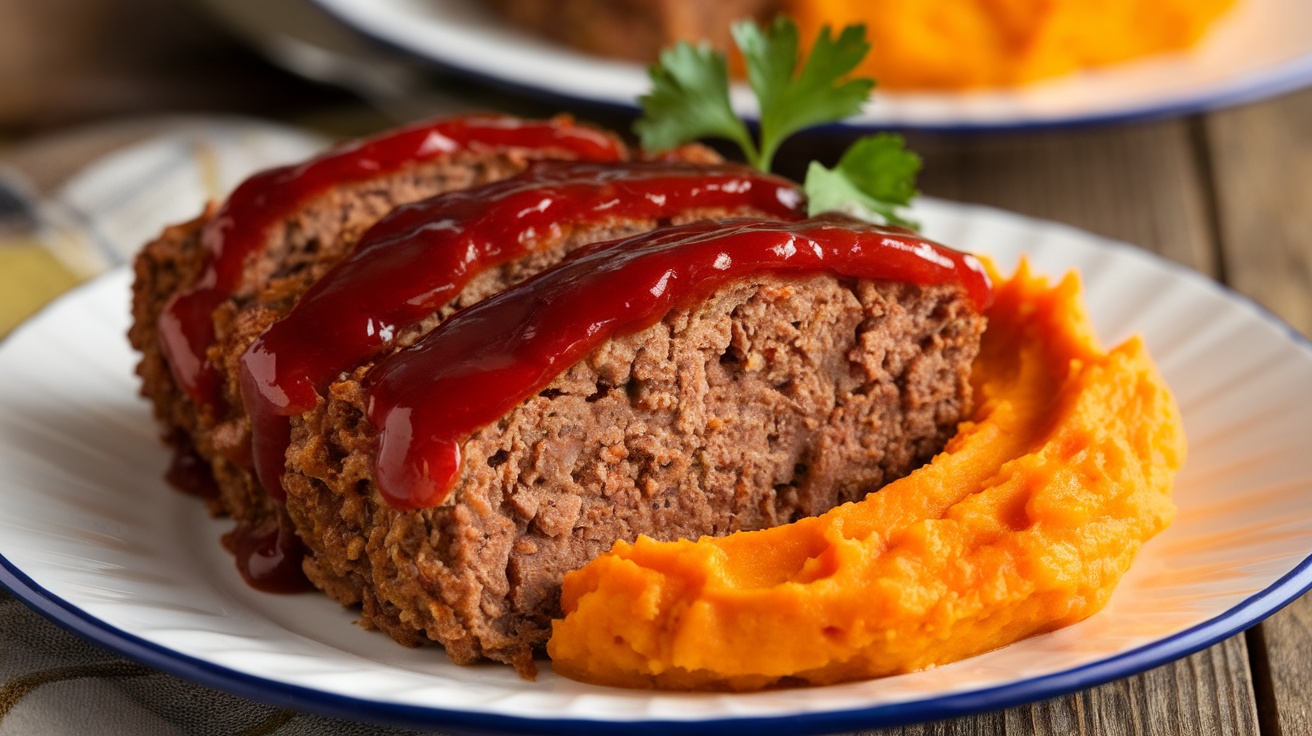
[2,196,1312,733]
[309,0,1312,130]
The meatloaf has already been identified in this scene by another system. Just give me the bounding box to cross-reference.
[230,160,807,590]
[130,116,628,527]
[279,216,988,676]
[130,116,989,680]
[129,116,635,527]
[131,120,806,582]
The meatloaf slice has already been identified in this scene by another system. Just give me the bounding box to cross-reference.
[282,273,985,676]
[129,117,628,523]
[226,161,804,595]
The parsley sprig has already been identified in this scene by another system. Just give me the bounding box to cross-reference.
[803,133,920,228]
[635,17,921,229]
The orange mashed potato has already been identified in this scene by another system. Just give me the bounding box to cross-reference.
[785,0,1237,89]
[547,262,1185,690]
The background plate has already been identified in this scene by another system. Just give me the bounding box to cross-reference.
[311,0,1312,130]
[2,199,1312,733]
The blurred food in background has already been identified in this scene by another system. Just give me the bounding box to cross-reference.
[483,0,779,66]
[790,0,1239,89]
[482,0,1240,90]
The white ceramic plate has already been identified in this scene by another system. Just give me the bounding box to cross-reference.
[310,0,1312,130]
[2,199,1312,734]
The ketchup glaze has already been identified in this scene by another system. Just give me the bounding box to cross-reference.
[240,161,805,497]
[365,215,993,511]
[158,115,626,411]
[163,429,219,500]
[223,517,314,593]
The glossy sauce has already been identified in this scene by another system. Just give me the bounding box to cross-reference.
[240,161,805,497]
[223,519,314,594]
[163,430,219,500]
[365,215,993,510]
[158,115,626,411]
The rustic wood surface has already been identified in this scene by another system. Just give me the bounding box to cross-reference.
[1204,88,1312,736]
[0,0,1309,733]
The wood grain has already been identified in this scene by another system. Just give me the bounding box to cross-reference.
[1205,88,1312,334]
[911,120,1217,274]
[859,639,1257,736]
[1204,86,1312,736]
[1007,637,1256,736]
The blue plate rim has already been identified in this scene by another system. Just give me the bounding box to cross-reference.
[306,0,1312,133]
[4,531,1312,735]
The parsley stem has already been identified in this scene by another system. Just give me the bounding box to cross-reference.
[734,131,762,171]
[755,129,781,174]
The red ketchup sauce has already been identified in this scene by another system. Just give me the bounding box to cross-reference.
[224,519,314,593]
[163,430,219,500]
[239,161,805,498]
[365,215,993,511]
[157,115,625,412]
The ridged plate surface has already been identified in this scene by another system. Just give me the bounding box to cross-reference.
[2,198,1311,734]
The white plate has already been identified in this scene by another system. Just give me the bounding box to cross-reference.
[2,199,1312,733]
[311,0,1312,130]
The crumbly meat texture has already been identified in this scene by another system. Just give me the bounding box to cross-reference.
[129,143,630,523]
[282,275,985,676]
[484,0,781,64]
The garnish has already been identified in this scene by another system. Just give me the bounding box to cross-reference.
[635,16,921,229]
[803,133,920,228]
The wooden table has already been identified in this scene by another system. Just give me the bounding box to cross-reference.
[1,1,1309,733]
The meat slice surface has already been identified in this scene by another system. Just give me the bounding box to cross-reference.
[283,274,985,675]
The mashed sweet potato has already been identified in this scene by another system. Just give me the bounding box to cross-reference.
[786,0,1237,90]
[547,262,1185,690]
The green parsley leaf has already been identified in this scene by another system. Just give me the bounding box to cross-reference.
[732,18,873,172]
[804,133,922,229]
[634,16,923,229]
[634,42,758,165]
